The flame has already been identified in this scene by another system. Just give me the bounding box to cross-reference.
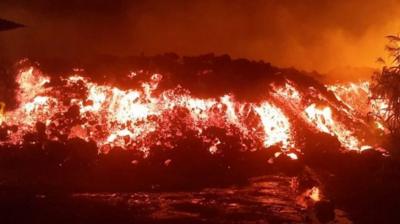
[304,103,370,151]
[0,66,381,156]
[274,82,301,102]
[308,187,321,202]
[208,138,221,154]
[287,152,298,160]
[328,81,389,128]
[304,104,334,134]
[1,67,297,155]
[254,102,293,148]
[274,151,299,160]
[0,102,5,125]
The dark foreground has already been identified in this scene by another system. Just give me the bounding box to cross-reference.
[2,148,400,224]
[0,175,351,224]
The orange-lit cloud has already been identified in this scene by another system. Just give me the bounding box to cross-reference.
[0,0,400,75]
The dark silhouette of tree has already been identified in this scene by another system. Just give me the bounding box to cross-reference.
[371,35,400,136]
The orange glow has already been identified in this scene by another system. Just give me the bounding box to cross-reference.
[308,187,321,202]
[274,151,298,160]
[273,82,301,102]
[0,102,5,125]
[1,67,297,154]
[254,102,293,148]
[208,138,221,154]
[328,81,389,132]
[287,152,298,160]
[0,66,382,156]
[304,103,370,151]
[304,104,334,134]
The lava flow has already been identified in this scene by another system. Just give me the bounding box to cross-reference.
[327,81,389,133]
[0,65,381,159]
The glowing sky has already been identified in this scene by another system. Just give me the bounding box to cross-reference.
[1,0,400,74]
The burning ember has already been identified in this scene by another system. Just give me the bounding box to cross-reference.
[0,64,380,158]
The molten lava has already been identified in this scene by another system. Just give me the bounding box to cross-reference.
[0,66,380,158]
[327,81,389,133]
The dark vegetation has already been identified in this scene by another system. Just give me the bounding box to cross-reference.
[371,35,400,142]
[325,35,400,223]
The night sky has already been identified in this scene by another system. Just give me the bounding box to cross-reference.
[1,0,399,75]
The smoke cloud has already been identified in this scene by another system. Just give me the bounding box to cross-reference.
[1,0,400,75]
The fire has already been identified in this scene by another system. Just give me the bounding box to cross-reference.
[0,102,5,124]
[274,151,299,160]
[308,187,321,202]
[0,67,296,155]
[287,152,299,160]
[17,67,50,103]
[328,81,389,128]
[304,103,370,151]
[254,102,293,148]
[327,82,370,113]
[0,66,382,156]
[208,138,221,154]
[304,104,333,134]
[274,82,301,102]
[296,186,322,208]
